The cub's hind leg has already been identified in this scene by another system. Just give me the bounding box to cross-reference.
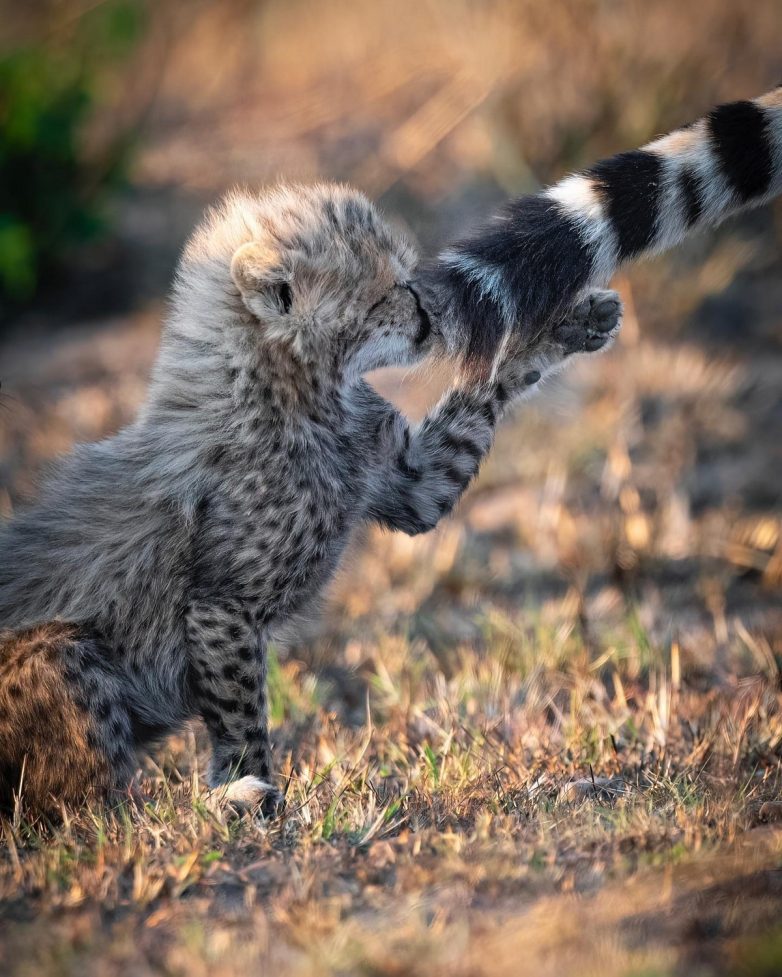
[0,623,137,814]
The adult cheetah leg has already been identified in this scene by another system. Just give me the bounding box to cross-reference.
[483,287,623,390]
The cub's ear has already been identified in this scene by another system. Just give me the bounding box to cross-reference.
[230,241,293,318]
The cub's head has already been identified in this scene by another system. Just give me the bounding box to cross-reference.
[175,185,437,377]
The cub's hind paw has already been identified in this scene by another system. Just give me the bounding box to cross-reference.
[553,289,622,355]
[208,775,284,819]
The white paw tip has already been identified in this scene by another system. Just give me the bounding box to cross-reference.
[213,775,277,806]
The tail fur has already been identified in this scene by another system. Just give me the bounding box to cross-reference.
[419,85,782,358]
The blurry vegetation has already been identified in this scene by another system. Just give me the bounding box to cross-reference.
[124,0,782,196]
[1,0,780,315]
[0,1,147,303]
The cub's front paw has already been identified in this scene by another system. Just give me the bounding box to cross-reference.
[553,288,622,355]
[208,775,284,819]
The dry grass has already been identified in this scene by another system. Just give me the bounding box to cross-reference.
[2,2,782,974]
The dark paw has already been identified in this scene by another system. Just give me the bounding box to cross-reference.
[553,289,622,355]
[260,786,285,819]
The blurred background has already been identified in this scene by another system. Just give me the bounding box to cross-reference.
[1,0,781,321]
[1,0,781,605]
[2,3,782,972]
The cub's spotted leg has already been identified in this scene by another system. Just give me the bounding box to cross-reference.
[366,373,537,535]
[364,290,621,538]
[186,603,282,816]
[366,387,492,535]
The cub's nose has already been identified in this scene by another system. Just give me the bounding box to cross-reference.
[408,272,455,355]
[404,283,433,347]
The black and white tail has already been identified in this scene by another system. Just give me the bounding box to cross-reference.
[418,85,782,359]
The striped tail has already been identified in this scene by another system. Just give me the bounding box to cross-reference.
[419,85,782,359]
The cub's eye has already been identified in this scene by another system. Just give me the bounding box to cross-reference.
[277,282,293,314]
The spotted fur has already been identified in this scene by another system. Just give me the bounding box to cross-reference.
[0,185,621,815]
[416,85,782,359]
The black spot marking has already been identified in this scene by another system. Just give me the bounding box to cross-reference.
[397,451,422,482]
[441,432,483,462]
[436,496,455,516]
[277,282,293,315]
[589,150,663,259]
[443,464,470,490]
[479,401,496,426]
[109,717,126,739]
[95,700,113,721]
[215,696,241,714]
[707,99,773,202]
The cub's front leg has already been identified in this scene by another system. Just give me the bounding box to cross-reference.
[364,289,622,536]
[186,601,282,815]
[364,375,534,536]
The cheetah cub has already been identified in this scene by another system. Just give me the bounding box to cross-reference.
[0,185,621,814]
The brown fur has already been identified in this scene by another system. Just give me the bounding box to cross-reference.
[0,623,136,813]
